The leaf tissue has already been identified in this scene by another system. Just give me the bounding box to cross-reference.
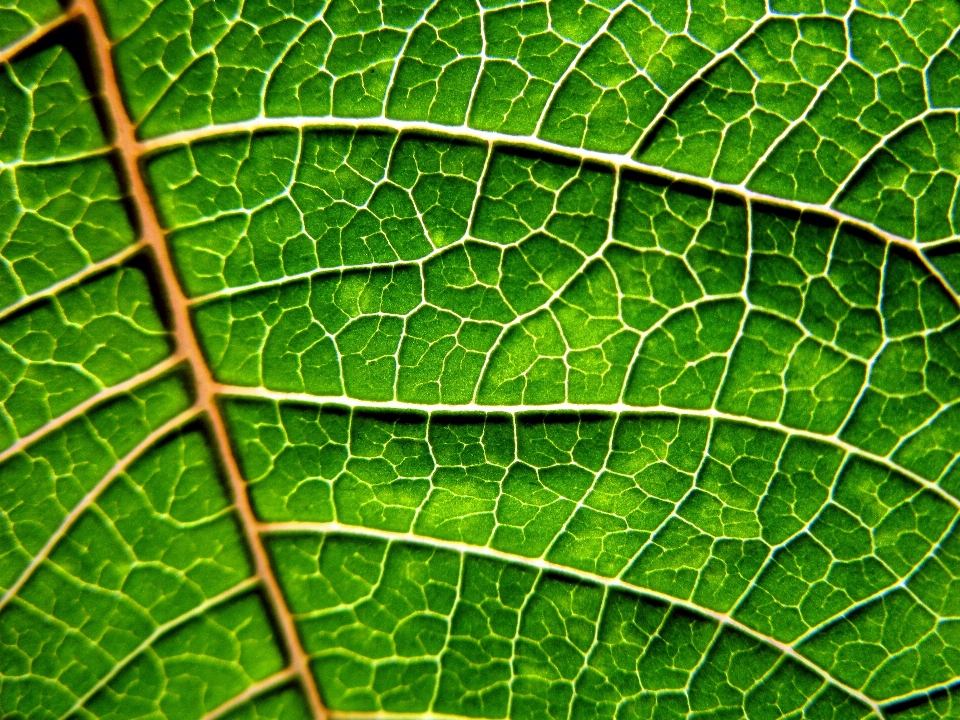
[2,0,960,717]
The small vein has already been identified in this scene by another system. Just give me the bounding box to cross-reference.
[258,520,884,716]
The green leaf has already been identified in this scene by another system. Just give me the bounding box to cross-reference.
[2,1,960,718]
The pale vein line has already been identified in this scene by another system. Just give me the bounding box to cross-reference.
[199,668,299,720]
[742,57,851,189]
[136,116,905,253]
[133,116,960,308]
[791,514,960,648]
[625,12,772,158]
[75,2,329,717]
[0,146,113,170]
[422,550,464,712]
[826,107,944,207]
[257,521,884,715]
[381,0,443,115]
[531,0,636,138]
[0,354,184,466]
[0,407,200,614]
[186,243,454,306]
[139,117,876,247]
[56,577,261,720]
[0,4,81,64]
[0,240,147,324]
[880,677,960,710]
[828,21,960,210]
[213,383,960,511]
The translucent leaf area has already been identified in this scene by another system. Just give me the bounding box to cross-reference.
[2,0,960,718]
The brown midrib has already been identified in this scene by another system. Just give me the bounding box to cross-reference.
[71,3,328,717]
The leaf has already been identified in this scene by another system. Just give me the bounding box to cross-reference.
[1,1,960,718]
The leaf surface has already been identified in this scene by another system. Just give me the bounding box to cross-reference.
[2,1,960,718]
